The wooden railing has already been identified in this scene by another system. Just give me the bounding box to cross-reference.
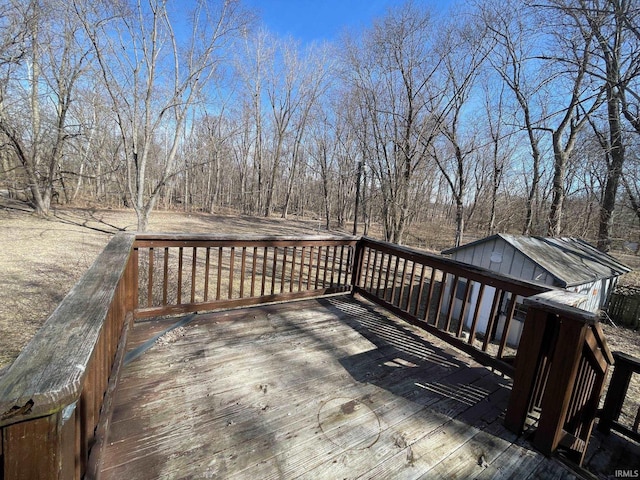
[598,351,640,442]
[133,234,358,318]
[505,291,614,465]
[0,233,357,479]
[353,238,614,465]
[352,237,548,375]
[0,233,617,477]
[0,233,136,480]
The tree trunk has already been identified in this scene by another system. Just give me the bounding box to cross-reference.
[547,133,566,237]
[454,200,464,247]
[522,129,541,235]
[597,74,625,252]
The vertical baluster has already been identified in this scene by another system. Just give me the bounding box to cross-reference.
[433,271,447,327]
[405,260,417,312]
[307,246,315,289]
[177,247,184,305]
[240,247,246,298]
[413,264,428,318]
[345,245,352,286]
[374,252,383,297]
[298,247,306,292]
[261,247,268,296]
[271,247,278,295]
[251,246,257,297]
[482,289,503,352]
[204,247,211,302]
[468,283,486,344]
[362,247,372,290]
[398,258,408,309]
[382,254,393,301]
[216,247,223,300]
[162,247,169,305]
[337,245,345,286]
[497,294,518,359]
[281,247,288,293]
[444,275,459,332]
[191,247,197,303]
[290,246,296,293]
[370,250,379,292]
[229,247,235,299]
[315,246,322,288]
[329,245,337,286]
[147,248,154,308]
[457,280,473,337]
[322,246,329,287]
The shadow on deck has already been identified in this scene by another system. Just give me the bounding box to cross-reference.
[97,295,577,479]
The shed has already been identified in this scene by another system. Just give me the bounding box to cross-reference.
[440,234,631,346]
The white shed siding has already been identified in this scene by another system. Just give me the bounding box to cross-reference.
[443,234,629,324]
[568,279,610,313]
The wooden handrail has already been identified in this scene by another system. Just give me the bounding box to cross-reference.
[133,232,358,244]
[352,237,549,375]
[0,233,135,425]
[0,233,136,479]
[133,234,358,318]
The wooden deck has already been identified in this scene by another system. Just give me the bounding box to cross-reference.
[97,295,577,479]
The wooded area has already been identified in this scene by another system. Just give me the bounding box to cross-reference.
[0,0,639,250]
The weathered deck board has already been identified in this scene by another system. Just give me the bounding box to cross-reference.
[98,295,576,479]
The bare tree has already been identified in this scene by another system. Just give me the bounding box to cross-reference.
[531,1,604,236]
[76,0,247,231]
[482,80,514,235]
[282,46,334,220]
[432,11,493,247]
[558,0,640,250]
[234,28,273,215]
[0,0,89,215]
[343,2,445,243]
[482,0,549,235]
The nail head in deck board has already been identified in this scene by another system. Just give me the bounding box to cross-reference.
[97,296,577,479]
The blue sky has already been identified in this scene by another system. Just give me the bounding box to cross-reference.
[243,0,448,45]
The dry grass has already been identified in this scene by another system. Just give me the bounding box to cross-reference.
[0,204,324,369]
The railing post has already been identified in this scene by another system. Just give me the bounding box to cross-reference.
[533,315,587,456]
[351,238,365,293]
[504,308,555,433]
[598,351,640,439]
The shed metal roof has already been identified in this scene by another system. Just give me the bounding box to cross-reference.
[442,234,631,288]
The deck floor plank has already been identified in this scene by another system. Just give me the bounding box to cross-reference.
[98,295,576,479]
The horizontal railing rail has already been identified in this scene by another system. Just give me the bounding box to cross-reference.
[352,237,549,375]
[133,234,358,318]
[0,233,136,479]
